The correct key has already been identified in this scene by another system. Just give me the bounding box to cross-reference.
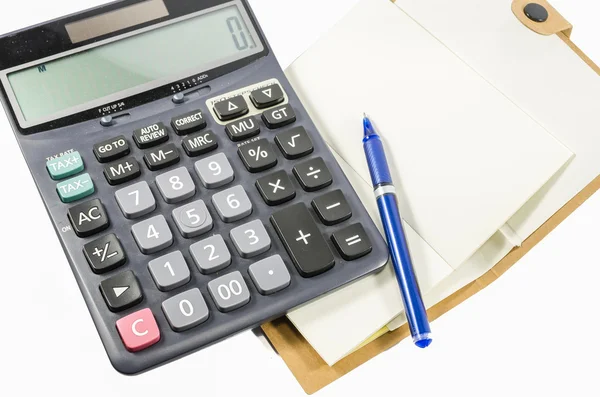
[270,203,335,277]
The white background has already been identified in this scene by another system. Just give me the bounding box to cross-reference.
[0,1,599,396]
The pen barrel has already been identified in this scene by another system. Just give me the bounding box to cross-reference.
[376,193,431,338]
[363,135,392,186]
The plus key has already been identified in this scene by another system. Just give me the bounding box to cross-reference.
[270,203,335,277]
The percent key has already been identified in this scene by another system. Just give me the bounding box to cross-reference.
[238,138,278,172]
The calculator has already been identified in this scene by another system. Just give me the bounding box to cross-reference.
[0,0,388,374]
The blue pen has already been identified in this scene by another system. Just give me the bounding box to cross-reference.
[362,114,432,348]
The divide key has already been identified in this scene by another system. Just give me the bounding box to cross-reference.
[133,122,169,149]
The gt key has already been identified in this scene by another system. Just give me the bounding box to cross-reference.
[262,104,296,129]
[270,203,335,277]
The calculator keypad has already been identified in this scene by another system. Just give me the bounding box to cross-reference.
[331,223,373,261]
[225,116,260,142]
[249,255,291,295]
[57,173,95,203]
[116,308,160,352]
[270,203,335,277]
[311,189,352,225]
[155,167,196,204]
[68,198,110,237]
[115,181,156,219]
[182,130,218,157]
[293,157,333,192]
[46,151,84,180]
[262,104,296,129]
[207,271,251,312]
[143,143,180,171]
[48,78,384,371]
[230,219,271,258]
[190,235,231,274]
[93,136,130,163]
[171,199,213,238]
[162,288,210,331]
[194,153,235,188]
[250,84,285,109]
[171,110,206,135]
[213,96,249,121]
[238,138,278,173]
[275,126,314,159]
[255,170,296,205]
[133,122,169,149]
[148,251,191,291]
[104,157,141,185]
[212,185,253,222]
[83,233,127,274]
[131,215,174,254]
[100,270,143,312]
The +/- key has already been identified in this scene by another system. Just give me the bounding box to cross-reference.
[270,203,335,277]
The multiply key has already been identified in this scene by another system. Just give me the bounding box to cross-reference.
[270,203,335,277]
[133,122,169,149]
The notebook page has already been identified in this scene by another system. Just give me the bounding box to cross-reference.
[285,0,572,270]
[285,0,571,365]
[393,0,600,244]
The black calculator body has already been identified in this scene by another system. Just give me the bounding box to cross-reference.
[0,0,388,374]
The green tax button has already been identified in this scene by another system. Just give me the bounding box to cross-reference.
[46,151,84,180]
[56,173,95,203]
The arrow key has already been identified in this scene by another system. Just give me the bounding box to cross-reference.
[213,96,249,121]
[250,83,285,109]
[275,126,314,159]
[100,270,143,312]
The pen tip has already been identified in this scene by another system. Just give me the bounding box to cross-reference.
[363,112,367,119]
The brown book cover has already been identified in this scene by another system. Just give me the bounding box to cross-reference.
[261,1,599,394]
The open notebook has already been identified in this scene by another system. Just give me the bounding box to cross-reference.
[282,0,590,365]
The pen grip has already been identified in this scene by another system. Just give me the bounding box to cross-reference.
[377,193,431,338]
[363,135,392,186]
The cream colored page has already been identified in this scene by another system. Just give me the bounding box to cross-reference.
[287,150,453,366]
[286,0,572,270]
[393,0,600,244]
[387,231,514,330]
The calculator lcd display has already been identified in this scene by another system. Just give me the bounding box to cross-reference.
[5,3,261,125]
